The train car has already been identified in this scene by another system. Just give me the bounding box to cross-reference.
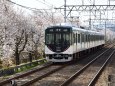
[45,23,105,62]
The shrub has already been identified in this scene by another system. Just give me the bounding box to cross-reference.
[1,58,15,68]
[0,58,2,68]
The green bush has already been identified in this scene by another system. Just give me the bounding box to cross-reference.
[0,59,2,68]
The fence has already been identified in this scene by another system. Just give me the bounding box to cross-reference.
[0,58,46,77]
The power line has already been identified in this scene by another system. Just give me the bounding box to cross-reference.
[36,0,54,8]
[6,0,55,22]
[6,0,51,11]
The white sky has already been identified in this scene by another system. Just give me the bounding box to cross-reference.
[11,0,64,9]
[11,0,112,9]
[11,0,115,25]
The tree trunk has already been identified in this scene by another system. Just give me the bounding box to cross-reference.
[15,47,20,65]
[35,50,38,60]
[29,52,32,62]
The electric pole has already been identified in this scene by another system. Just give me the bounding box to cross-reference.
[64,0,67,23]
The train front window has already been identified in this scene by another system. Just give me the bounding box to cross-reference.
[63,34,70,44]
[45,27,72,52]
[55,33,70,45]
[46,33,54,44]
[55,34,61,45]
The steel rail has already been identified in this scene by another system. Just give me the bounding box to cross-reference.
[20,64,68,86]
[88,49,115,86]
[60,45,114,86]
[0,60,52,85]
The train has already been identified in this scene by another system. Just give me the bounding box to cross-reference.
[45,23,105,62]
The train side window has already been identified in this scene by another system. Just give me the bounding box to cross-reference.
[84,34,85,42]
[71,33,75,44]
[93,35,94,41]
[90,34,91,42]
[102,36,103,40]
[87,35,88,42]
[95,35,97,41]
[103,36,104,40]
[76,33,77,43]
[94,35,95,41]
[86,34,88,42]
[88,34,90,42]
[88,34,89,42]
[81,33,82,43]
[78,34,80,43]
[98,35,99,40]
[91,35,92,41]
[96,35,97,41]
[82,34,84,42]
[73,34,76,43]
[75,34,76,43]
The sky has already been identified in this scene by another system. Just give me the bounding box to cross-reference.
[11,0,115,25]
[11,0,112,9]
[11,0,64,9]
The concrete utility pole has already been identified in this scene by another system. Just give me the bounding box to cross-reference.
[64,0,67,23]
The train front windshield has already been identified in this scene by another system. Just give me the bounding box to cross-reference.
[46,33,70,45]
[45,27,71,52]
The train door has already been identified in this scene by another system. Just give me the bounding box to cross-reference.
[83,33,85,50]
[84,33,86,49]
[77,31,81,52]
[86,33,88,49]
[76,31,80,58]
[85,33,88,49]
[87,34,89,48]
[81,33,83,50]
[73,32,76,54]
[88,34,90,48]
[82,33,85,50]
[76,32,77,53]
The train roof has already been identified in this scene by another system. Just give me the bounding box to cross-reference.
[47,23,104,35]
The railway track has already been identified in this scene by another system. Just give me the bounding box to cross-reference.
[0,62,53,86]
[20,63,69,86]
[1,62,72,86]
[60,45,115,86]
[0,44,113,86]
[21,45,113,86]
[88,49,115,86]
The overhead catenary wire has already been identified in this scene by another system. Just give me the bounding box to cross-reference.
[36,0,55,8]
[6,0,55,24]
[6,0,51,11]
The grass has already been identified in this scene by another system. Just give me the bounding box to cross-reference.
[15,59,47,73]
[0,58,47,77]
